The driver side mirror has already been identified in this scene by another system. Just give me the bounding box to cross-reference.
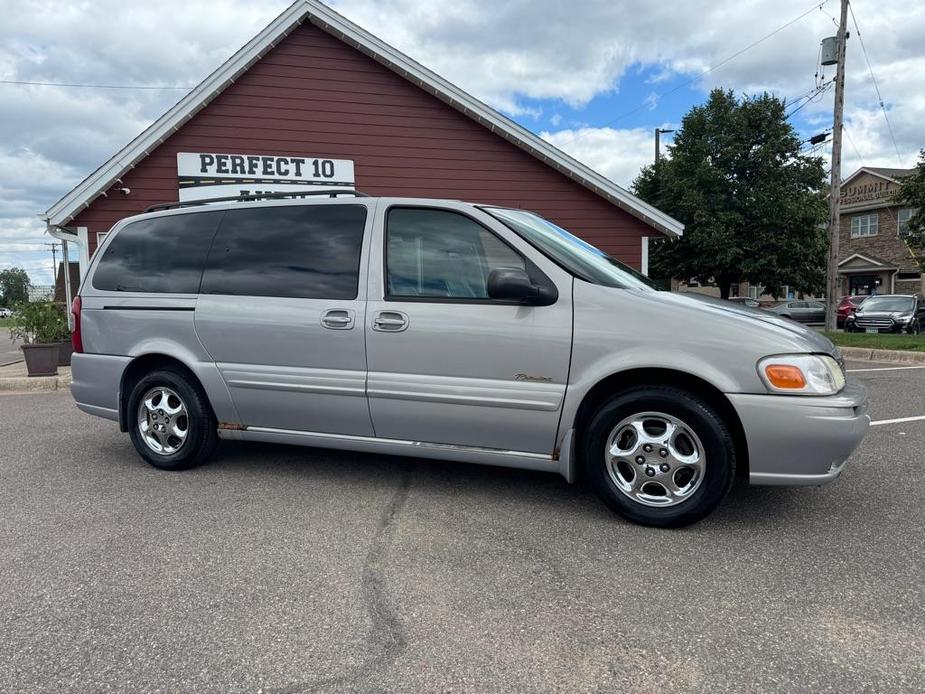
[487,268,556,306]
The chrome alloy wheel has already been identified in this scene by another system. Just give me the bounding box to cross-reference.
[137,386,190,456]
[605,411,705,507]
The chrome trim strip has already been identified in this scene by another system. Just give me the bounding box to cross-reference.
[226,379,365,396]
[243,426,553,461]
[366,387,559,411]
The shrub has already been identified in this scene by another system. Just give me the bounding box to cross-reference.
[8,301,70,344]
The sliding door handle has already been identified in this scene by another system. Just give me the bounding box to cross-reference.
[373,311,409,332]
[321,309,355,330]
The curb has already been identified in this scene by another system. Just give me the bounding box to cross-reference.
[840,346,925,364]
[0,373,72,393]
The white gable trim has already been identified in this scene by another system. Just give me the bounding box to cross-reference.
[838,253,890,268]
[42,0,683,237]
[841,167,904,188]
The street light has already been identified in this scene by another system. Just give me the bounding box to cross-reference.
[655,128,675,165]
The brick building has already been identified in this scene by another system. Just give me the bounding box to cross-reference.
[42,0,681,304]
[836,167,923,296]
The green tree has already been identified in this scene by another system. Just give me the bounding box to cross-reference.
[0,267,31,306]
[634,89,828,299]
[892,149,925,271]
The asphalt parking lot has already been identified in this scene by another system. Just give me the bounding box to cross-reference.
[1,362,923,693]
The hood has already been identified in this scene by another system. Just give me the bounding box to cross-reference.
[653,291,837,354]
[855,309,912,318]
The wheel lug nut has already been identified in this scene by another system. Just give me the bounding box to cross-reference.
[660,463,670,473]
[659,448,669,458]
[643,444,653,452]
[635,456,646,464]
[645,466,656,477]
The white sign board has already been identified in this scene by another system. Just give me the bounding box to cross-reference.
[177,152,355,202]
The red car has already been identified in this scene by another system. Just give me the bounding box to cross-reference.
[837,295,867,327]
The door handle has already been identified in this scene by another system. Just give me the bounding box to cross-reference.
[373,311,409,332]
[321,309,355,330]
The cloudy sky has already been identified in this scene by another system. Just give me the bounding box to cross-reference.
[1,0,922,284]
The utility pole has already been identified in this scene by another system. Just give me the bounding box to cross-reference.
[44,242,60,287]
[654,128,674,165]
[824,0,849,332]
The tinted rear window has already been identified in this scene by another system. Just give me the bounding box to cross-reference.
[201,205,367,300]
[92,211,222,293]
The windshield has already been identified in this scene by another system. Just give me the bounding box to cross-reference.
[860,296,914,312]
[485,207,657,290]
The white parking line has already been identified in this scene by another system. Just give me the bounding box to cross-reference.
[847,365,925,373]
[870,415,925,427]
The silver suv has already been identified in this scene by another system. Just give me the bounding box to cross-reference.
[69,195,869,527]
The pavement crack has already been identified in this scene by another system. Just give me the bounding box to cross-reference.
[275,463,412,694]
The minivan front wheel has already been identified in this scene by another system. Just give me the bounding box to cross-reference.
[127,368,218,471]
[583,386,735,528]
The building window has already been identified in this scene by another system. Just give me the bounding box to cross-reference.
[897,271,922,281]
[96,231,108,246]
[898,208,917,238]
[850,214,879,238]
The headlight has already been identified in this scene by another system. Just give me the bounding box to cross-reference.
[757,354,846,396]
[895,314,913,324]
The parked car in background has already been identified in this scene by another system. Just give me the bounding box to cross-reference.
[768,300,826,324]
[0,307,12,318]
[845,294,925,334]
[727,297,760,308]
[837,295,867,328]
[68,194,869,528]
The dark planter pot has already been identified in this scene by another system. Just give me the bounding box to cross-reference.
[56,339,74,367]
[21,343,59,377]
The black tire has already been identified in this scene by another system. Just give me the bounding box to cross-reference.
[127,367,218,471]
[582,385,736,528]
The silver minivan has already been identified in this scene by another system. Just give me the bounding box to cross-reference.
[70,195,869,527]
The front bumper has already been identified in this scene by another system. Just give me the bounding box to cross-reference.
[728,381,870,486]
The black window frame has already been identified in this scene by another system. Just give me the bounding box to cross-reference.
[200,202,368,301]
[382,205,556,305]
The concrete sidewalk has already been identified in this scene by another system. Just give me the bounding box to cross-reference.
[840,346,925,364]
[0,360,71,393]
[1,327,23,366]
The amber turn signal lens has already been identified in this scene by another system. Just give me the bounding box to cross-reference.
[764,364,806,389]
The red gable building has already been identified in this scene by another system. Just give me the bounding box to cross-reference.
[44,0,682,289]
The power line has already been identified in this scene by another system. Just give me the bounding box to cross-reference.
[786,79,834,118]
[847,1,905,167]
[0,78,193,90]
[842,123,865,168]
[554,0,831,148]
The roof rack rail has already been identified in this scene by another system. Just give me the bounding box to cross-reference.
[144,189,370,213]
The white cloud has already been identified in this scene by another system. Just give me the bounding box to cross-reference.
[540,127,656,188]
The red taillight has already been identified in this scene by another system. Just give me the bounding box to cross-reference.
[71,296,83,353]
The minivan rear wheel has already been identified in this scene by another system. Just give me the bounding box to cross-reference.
[583,385,735,528]
[127,367,218,471]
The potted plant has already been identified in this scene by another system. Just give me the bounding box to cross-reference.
[8,302,69,377]
[52,304,74,367]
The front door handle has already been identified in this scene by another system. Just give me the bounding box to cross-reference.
[321,309,355,330]
[373,311,409,332]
